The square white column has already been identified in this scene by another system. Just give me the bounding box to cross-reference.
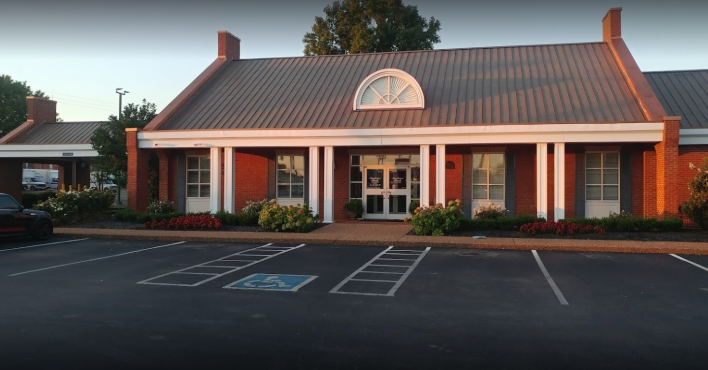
[210,147,222,213]
[553,143,565,221]
[223,147,235,213]
[436,144,446,206]
[308,147,319,218]
[536,143,548,220]
[323,146,334,223]
[419,145,430,207]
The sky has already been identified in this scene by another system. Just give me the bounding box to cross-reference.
[2,0,707,122]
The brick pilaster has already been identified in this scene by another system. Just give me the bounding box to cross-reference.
[156,150,172,202]
[126,128,149,212]
[654,117,681,218]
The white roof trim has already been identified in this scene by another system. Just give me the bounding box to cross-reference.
[353,68,424,110]
[0,144,98,158]
[679,128,708,145]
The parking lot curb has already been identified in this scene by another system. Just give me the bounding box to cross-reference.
[54,228,708,256]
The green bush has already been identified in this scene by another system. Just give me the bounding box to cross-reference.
[343,199,364,217]
[459,214,546,231]
[406,200,464,236]
[680,159,708,229]
[115,208,185,224]
[21,190,57,208]
[258,200,317,232]
[561,212,683,232]
[473,203,509,220]
[146,199,177,214]
[238,211,260,226]
[114,208,138,222]
[34,189,114,224]
[408,200,420,215]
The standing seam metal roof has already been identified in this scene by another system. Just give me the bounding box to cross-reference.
[159,42,647,131]
[11,121,107,144]
[644,70,708,129]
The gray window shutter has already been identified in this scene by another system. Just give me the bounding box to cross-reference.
[176,154,186,212]
[505,152,516,217]
[575,153,585,218]
[620,152,632,214]
[461,153,471,219]
[303,153,309,205]
[268,153,276,201]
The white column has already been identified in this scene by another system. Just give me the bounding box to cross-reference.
[553,143,565,221]
[323,146,334,223]
[223,147,235,213]
[308,147,319,218]
[419,145,430,207]
[536,143,548,220]
[210,147,222,213]
[436,144,446,206]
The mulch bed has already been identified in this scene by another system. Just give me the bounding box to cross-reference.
[64,217,327,233]
[445,229,708,242]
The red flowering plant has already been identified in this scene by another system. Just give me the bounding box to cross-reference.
[518,221,604,236]
[144,214,222,230]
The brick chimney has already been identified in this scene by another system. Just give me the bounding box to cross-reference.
[603,7,622,41]
[27,96,57,124]
[218,30,241,60]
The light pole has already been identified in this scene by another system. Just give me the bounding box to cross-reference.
[116,88,129,119]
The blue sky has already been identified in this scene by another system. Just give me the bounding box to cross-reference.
[2,0,706,122]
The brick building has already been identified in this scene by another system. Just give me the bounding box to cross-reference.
[126,8,708,223]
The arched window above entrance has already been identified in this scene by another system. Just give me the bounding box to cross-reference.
[353,69,425,110]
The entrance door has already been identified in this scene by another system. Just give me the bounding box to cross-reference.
[363,166,409,220]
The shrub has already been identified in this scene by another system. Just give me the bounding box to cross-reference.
[459,214,546,231]
[146,199,177,214]
[343,199,364,217]
[258,200,317,232]
[408,200,420,216]
[473,203,509,220]
[561,212,683,232]
[145,214,222,230]
[115,209,185,223]
[238,211,260,226]
[519,221,604,236]
[34,189,114,224]
[406,200,464,236]
[680,159,708,229]
[214,210,239,225]
[114,208,138,222]
[243,199,269,214]
[21,190,57,208]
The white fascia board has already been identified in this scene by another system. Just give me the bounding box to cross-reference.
[138,122,664,149]
[679,128,708,145]
[0,144,97,158]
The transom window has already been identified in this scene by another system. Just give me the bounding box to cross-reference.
[586,152,619,201]
[472,153,505,200]
[354,69,424,110]
[186,156,210,198]
[277,155,305,199]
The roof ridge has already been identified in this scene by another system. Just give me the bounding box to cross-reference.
[643,69,708,74]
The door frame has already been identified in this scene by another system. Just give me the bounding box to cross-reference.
[362,165,409,220]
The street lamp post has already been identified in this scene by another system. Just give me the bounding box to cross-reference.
[116,88,129,119]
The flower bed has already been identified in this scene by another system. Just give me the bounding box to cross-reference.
[144,214,222,230]
[258,200,317,232]
[519,221,604,236]
[406,200,464,236]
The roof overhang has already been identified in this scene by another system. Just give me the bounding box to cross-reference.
[679,128,708,145]
[139,122,664,148]
[0,144,98,158]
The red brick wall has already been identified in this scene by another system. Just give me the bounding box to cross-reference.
[515,146,536,216]
[429,152,436,206]
[0,160,23,201]
[234,149,270,211]
[156,150,171,202]
[655,119,680,218]
[643,150,657,217]
[547,152,554,221]
[126,129,149,212]
[565,152,576,219]
[445,152,463,204]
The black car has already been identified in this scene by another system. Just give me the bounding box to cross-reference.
[0,193,53,240]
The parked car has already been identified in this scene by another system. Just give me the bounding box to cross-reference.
[49,178,59,190]
[0,193,53,240]
[22,177,48,191]
[90,181,118,192]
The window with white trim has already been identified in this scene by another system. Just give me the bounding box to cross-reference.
[354,69,424,110]
[472,153,505,200]
[586,152,619,201]
[277,155,305,199]
[186,156,210,198]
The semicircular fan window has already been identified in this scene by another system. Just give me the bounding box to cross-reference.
[361,76,420,106]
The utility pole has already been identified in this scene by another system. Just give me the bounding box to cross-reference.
[114,88,129,204]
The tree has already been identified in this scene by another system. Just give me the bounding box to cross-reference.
[0,74,50,137]
[303,0,441,56]
[90,99,157,184]
[680,159,708,229]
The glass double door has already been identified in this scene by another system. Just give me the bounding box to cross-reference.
[363,166,409,220]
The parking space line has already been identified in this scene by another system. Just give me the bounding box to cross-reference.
[384,252,424,256]
[0,238,90,253]
[531,250,569,306]
[670,254,708,273]
[9,241,187,277]
[138,243,305,287]
[360,270,405,275]
[178,272,219,276]
[331,246,431,297]
[221,259,263,262]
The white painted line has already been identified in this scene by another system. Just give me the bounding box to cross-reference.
[383,249,421,253]
[670,254,708,273]
[377,258,417,261]
[220,259,262,262]
[0,238,90,253]
[349,278,399,283]
[9,241,186,277]
[138,243,305,287]
[387,247,430,296]
[368,264,410,268]
[384,252,423,256]
[360,270,405,275]
[531,250,569,306]
[233,254,274,257]
[176,272,219,276]
[201,265,248,268]
[330,246,394,294]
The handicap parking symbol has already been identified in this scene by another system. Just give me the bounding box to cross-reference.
[225,274,317,292]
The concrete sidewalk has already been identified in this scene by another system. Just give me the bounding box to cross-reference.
[55,223,708,255]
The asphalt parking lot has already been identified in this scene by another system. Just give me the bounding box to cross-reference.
[1,237,707,369]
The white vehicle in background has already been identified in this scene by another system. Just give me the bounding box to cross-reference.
[90,181,118,192]
[22,177,48,191]
[49,178,59,190]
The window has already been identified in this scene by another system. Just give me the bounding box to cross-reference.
[186,156,210,198]
[586,152,619,201]
[353,69,424,110]
[0,195,20,209]
[277,155,304,199]
[472,153,505,200]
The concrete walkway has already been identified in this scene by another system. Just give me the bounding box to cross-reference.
[54,223,708,255]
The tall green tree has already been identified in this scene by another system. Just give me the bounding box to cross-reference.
[90,99,157,181]
[303,0,441,55]
[0,74,50,137]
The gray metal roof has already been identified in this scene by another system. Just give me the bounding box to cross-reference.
[158,42,646,131]
[644,70,708,129]
[12,121,107,144]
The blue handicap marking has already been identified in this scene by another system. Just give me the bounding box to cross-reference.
[225,274,317,292]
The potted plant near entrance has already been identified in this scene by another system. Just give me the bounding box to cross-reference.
[343,199,364,220]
